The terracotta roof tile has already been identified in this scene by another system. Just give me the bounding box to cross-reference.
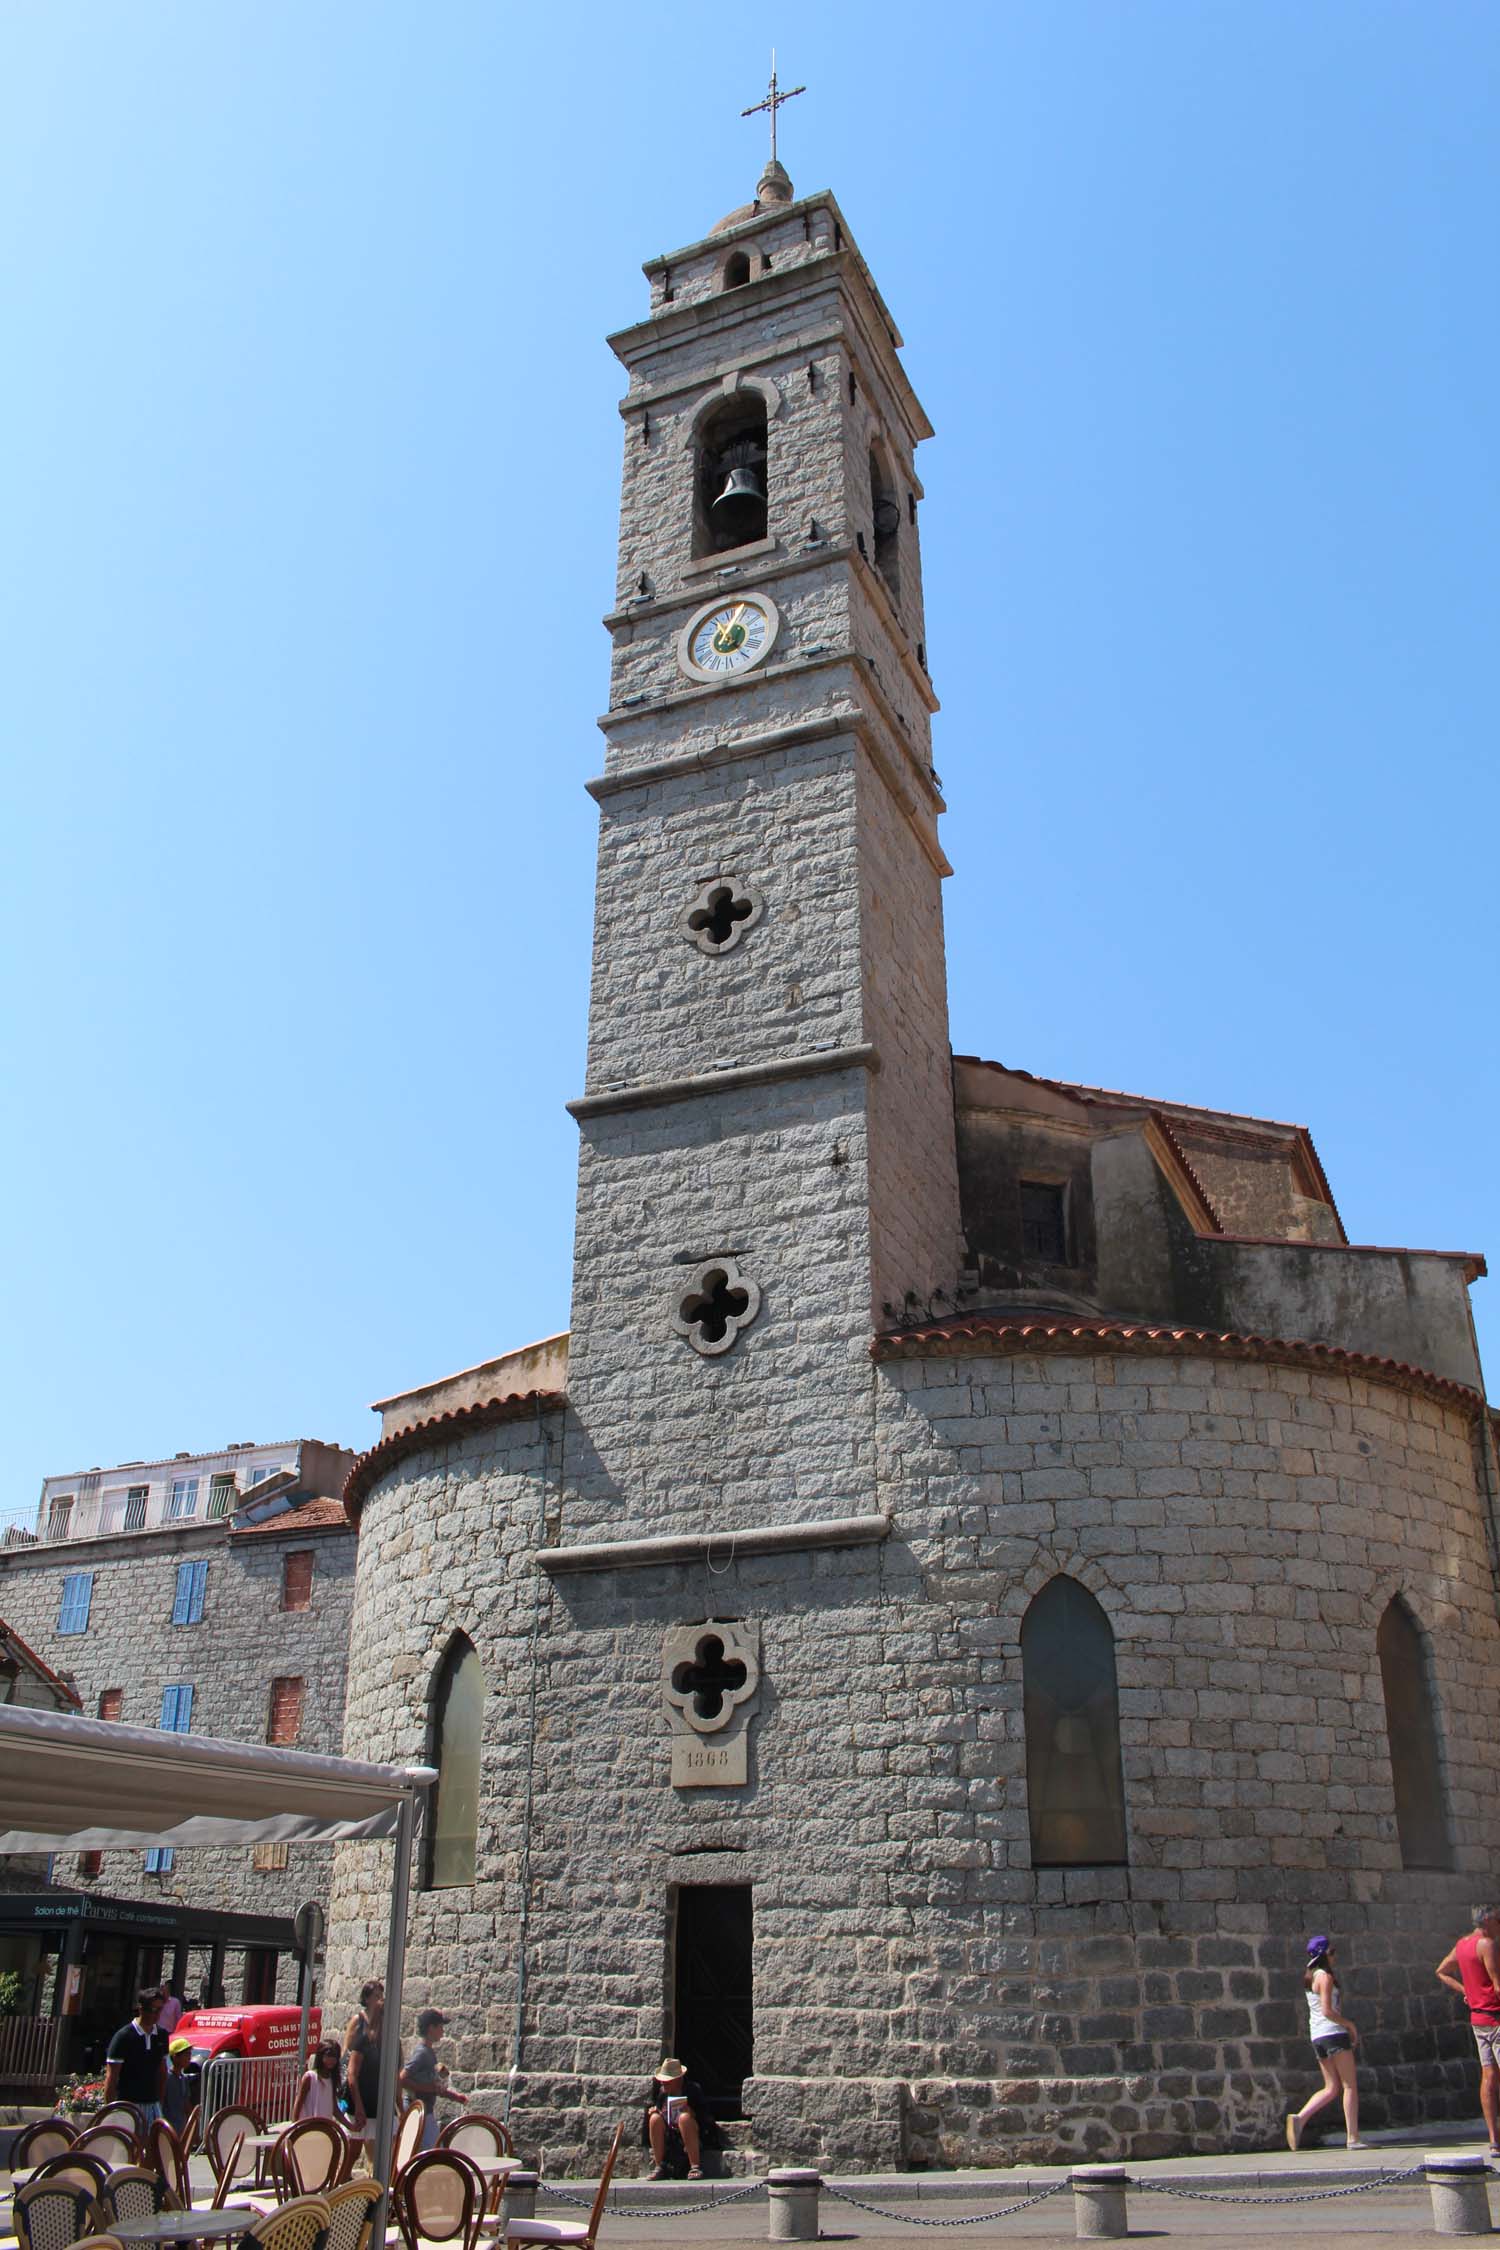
[228,1496,352,1540]
[0,1615,83,1707]
[872,1312,1484,1414]
[343,1390,567,1521]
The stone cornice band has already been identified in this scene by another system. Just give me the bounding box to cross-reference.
[568,1042,878,1121]
[534,1512,891,1576]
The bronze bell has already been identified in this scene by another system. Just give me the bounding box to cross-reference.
[711,458,766,536]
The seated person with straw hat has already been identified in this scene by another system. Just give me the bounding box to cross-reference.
[642,2057,713,2180]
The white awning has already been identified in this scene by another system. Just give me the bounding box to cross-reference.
[0,1703,434,1852]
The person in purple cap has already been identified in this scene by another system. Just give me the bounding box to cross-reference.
[1286,1936,1368,2150]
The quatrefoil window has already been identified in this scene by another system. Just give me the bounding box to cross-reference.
[683,876,764,956]
[672,1256,761,1358]
[661,1621,760,1738]
[672,1634,747,1720]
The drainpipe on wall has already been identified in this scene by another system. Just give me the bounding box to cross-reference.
[504,1404,558,2124]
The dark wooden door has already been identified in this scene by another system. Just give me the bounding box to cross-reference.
[673,1884,752,2120]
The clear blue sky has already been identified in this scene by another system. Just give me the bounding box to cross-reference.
[3,3,1496,1506]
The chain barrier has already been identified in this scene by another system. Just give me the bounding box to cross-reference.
[1134,2164,1426,2206]
[821,2178,1073,2225]
[540,2180,766,2218]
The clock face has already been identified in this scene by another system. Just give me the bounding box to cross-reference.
[678,592,780,684]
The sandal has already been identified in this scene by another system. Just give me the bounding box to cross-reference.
[688,2167,704,2180]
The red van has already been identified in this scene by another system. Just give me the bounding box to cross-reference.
[176,2004,322,2119]
[176,2004,320,2060]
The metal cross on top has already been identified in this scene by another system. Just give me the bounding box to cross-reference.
[741,49,805,164]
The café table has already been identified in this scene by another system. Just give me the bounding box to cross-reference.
[109,2207,259,2245]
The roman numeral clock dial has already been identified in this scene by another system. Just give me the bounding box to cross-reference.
[677,591,781,684]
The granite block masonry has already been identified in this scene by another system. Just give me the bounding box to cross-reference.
[327,159,1500,2169]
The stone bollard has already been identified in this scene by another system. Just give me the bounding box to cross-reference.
[1070,2165,1130,2240]
[766,2168,822,2241]
[1426,2154,1493,2236]
[505,2171,539,2222]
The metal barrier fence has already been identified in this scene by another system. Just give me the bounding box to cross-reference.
[200,2050,303,2124]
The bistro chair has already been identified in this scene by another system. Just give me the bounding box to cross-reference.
[504,2122,625,2250]
[209,2133,248,2210]
[29,2154,110,2195]
[392,2106,425,2179]
[324,2179,383,2250]
[73,2125,141,2171]
[242,2193,331,2250]
[146,2118,192,2209]
[280,2119,351,2198]
[10,2120,77,2169]
[180,2105,202,2157]
[73,2238,127,2250]
[93,2104,147,2141]
[206,2106,264,2196]
[12,2176,102,2250]
[437,2119,515,2216]
[393,2150,486,2250]
[100,2168,177,2229]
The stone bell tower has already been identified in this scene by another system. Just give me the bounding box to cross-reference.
[565,158,962,1536]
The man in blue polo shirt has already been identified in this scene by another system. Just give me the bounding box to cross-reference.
[105,1987,168,2122]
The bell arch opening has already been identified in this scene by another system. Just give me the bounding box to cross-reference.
[720,250,752,291]
[695,394,768,556]
[869,441,901,600]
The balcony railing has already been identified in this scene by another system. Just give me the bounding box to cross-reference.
[2,1476,250,1546]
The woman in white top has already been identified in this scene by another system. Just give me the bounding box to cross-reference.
[294,2038,344,2121]
[1286,1935,1368,2150]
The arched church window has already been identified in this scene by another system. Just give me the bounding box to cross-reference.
[695,394,768,556]
[1377,1596,1452,1870]
[1022,1576,1127,1867]
[721,251,751,290]
[869,443,901,599]
[424,1632,484,1889]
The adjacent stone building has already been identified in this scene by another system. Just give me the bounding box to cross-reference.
[326,163,1500,2169]
[0,1437,356,2006]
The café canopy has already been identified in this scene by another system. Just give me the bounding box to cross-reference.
[0,1702,433,2189]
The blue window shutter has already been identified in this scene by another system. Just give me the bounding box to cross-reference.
[161,1847,174,1870]
[172,1683,193,1732]
[190,1559,207,1623]
[145,1846,175,1873]
[58,1572,93,1635]
[160,1685,181,1730]
[172,1565,191,1626]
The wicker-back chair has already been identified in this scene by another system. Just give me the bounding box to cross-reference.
[12,2176,101,2250]
[324,2178,383,2250]
[100,2168,173,2229]
[73,2124,140,2171]
[394,2150,486,2250]
[242,2193,331,2250]
[11,2119,78,2169]
[29,2155,110,2195]
[505,2122,624,2250]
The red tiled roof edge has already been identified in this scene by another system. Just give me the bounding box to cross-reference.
[1144,1111,1224,1234]
[0,1614,83,1708]
[228,1496,353,1542]
[343,1390,567,1521]
[872,1313,1486,1416]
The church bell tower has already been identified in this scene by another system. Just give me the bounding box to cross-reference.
[565,152,962,1534]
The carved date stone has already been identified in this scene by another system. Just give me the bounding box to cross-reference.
[660,1619,760,1788]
